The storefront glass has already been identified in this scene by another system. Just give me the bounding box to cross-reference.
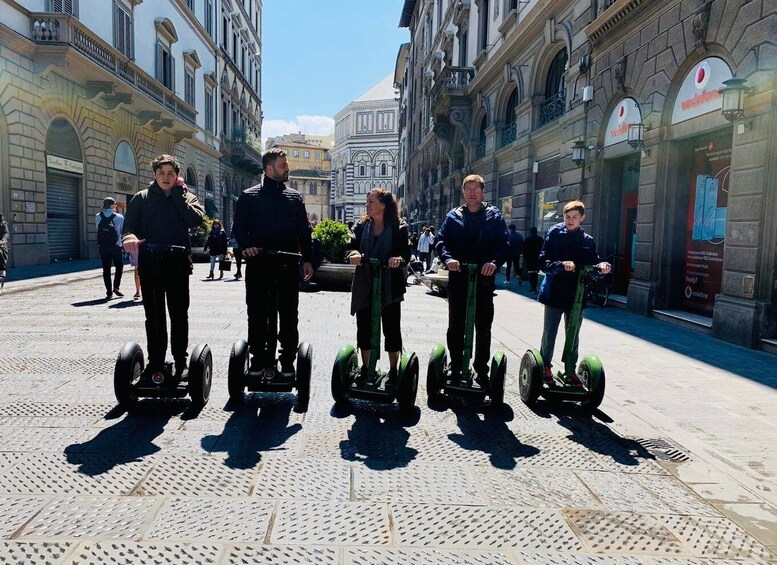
[535,187,561,236]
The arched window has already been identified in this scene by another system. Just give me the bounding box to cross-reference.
[380,163,388,176]
[185,166,197,190]
[113,141,137,175]
[476,115,488,159]
[539,49,568,127]
[501,88,518,148]
[309,183,317,196]
[204,174,214,194]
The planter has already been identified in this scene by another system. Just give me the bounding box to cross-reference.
[313,262,355,290]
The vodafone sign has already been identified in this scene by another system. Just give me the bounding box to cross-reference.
[604,97,641,147]
[671,57,733,125]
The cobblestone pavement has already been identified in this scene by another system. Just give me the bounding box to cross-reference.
[0,265,775,564]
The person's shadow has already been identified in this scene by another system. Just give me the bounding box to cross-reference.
[204,394,302,470]
[336,401,420,470]
[64,402,184,475]
[447,401,539,469]
[72,298,113,307]
[109,300,143,309]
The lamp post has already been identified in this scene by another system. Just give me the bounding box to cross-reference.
[720,77,751,122]
[627,122,645,149]
[571,139,586,167]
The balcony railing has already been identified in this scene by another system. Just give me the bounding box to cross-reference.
[30,13,196,125]
[537,92,566,128]
[430,66,474,113]
[500,122,517,148]
[476,140,486,160]
[221,127,262,173]
[597,0,618,16]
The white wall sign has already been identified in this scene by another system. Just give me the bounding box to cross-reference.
[671,57,733,125]
[604,97,642,147]
[46,154,84,175]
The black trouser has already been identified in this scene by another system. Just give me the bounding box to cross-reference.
[528,270,539,291]
[446,270,495,376]
[234,248,243,275]
[356,300,402,352]
[505,255,522,281]
[100,246,124,293]
[245,258,299,366]
[138,249,190,369]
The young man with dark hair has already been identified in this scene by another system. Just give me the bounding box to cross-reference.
[96,196,124,299]
[122,154,205,377]
[436,174,509,388]
[537,200,611,387]
[233,147,314,377]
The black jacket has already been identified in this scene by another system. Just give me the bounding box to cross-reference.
[523,233,544,270]
[232,177,313,262]
[435,204,509,267]
[204,228,228,256]
[538,223,600,309]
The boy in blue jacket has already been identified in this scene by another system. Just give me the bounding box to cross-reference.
[436,174,509,388]
[538,200,610,387]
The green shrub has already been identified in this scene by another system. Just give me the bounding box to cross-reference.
[190,215,213,247]
[312,219,351,264]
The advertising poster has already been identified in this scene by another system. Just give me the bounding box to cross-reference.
[683,133,731,314]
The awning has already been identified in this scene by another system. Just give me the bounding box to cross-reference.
[204,199,219,217]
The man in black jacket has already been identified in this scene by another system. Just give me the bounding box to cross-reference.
[233,148,314,377]
[436,174,509,387]
[122,154,205,376]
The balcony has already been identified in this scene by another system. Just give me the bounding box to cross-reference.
[30,13,197,127]
[430,66,474,116]
[221,128,262,174]
[537,91,566,129]
[499,122,517,149]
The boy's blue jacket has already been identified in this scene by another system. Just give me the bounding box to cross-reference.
[435,204,509,266]
[538,222,600,309]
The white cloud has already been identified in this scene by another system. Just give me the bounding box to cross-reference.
[262,115,335,148]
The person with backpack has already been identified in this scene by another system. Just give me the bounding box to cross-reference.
[96,197,124,299]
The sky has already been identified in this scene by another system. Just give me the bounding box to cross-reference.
[261,0,409,145]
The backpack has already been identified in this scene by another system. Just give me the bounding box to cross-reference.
[97,211,118,251]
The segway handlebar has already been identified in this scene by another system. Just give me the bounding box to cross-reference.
[243,249,303,261]
[140,243,188,253]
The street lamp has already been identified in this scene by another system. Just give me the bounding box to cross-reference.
[627,122,645,149]
[571,139,586,167]
[720,77,751,122]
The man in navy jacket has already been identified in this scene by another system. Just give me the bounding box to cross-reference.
[436,174,508,387]
[538,200,610,386]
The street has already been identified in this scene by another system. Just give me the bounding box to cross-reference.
[0,265,775,564]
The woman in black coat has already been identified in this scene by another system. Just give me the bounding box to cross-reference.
[204,219,229,279]
[347,188,411,385]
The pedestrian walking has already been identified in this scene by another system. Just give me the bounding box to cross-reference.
[537,200,611,387]
[505,224,524,285]
[95,197,125,300]
[129,250,141,299]
[122,154,205,378]
[229,223,243,280]
[417,226,435,270]
[436,174,509,388]
[203,219,228,279]
[346,188,411,389]
[0,213,9,282]
[232,147,315,377]
[523,226,543,293]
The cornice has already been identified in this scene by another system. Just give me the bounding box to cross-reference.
[584,0,649,45]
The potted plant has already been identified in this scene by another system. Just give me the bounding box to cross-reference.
[312,219,355,289]
[190,215,212,263]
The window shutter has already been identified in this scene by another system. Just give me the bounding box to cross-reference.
[498,173,512,199]
[155,42,163,83]
[536,157,560,190]
[169,54,175,91]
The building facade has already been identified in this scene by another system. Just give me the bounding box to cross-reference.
[265,132,334,224]
[0,0,261,267]
[397,0,776,349]
[331,74,400,223]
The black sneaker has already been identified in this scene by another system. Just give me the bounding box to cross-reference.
[249,355,263,372]
[474,373,489,390]
[378,368,398,391]
[106,291,112,300]
[113,288,124,297]
[279,360,295,381]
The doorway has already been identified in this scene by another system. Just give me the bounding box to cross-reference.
[602,155,639,295]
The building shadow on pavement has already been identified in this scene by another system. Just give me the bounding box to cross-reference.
[203,394,302,470]
[63,402,186,475]
[447,402,540,470]
[334,401,421,470]
[528,401,657,468]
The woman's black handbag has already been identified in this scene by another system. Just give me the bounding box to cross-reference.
[219,258,232,271]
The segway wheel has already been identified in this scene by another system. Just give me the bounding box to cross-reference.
[578,355,606,411]
[397,352,419,413]
[188,344,213,407]
[228,339,249,400]
[331,344,356,405]
[426,344,447,403]
[489,351,507,408]
[519,349,543,406]
[114,342,143,407]
[296,342,313,406]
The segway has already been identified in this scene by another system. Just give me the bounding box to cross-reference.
[426,263,507,407]
[114,244,212,408]
[228,250,312,405]
[331,258,419,413]
[519,265,606,410]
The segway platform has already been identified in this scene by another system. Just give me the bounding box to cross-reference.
[114,342,213,408]
[228,339,312,404]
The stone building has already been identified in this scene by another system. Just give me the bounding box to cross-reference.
[265,133,334,224]
[397,0,776,349]
[331,74,400,223]
[0,0,262,267]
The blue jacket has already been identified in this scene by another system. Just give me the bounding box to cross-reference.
[538,223,600,309]
[435,204,508,267]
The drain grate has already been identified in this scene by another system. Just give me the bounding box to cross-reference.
[632,438,691,462]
